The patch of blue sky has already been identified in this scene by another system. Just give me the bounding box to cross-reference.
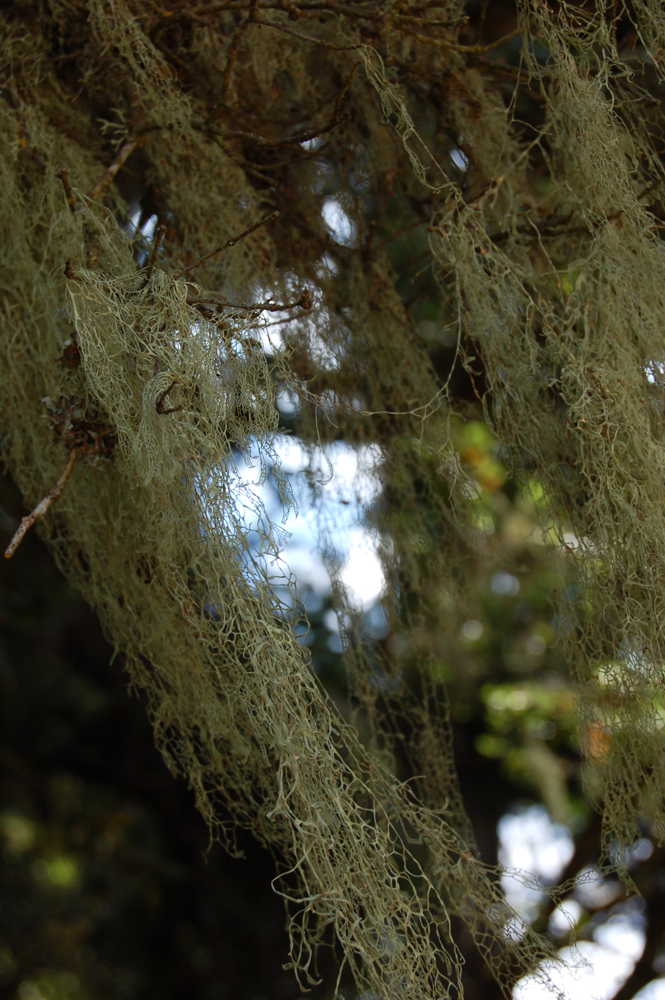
[499,804,575,925]
[229,434,385,609]
[503,805,650,1000]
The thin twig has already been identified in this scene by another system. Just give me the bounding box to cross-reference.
[342,218,427,256]
[188,289,313,311]
[203,134,277,183]
[399,25,521,53]
[237,141,330,171]
[252,16,359,49]
[219,17,251,106]
[149,0,459,20]
[210,109,350,148]
[469,55,546,92]
[392,13,468,27]
[333,63,358,117]
[207,64,354,156]
[47,46,91,63]
[87,134,143,202]
[156,380,183,415]
[476,0,491,44]
[258,310,315,329]
[4,450,78,559]
[142,1,383,25]
[56,168,78,214]
[141,224,167,287]
[171,211,280,280]
[636,176,665,203]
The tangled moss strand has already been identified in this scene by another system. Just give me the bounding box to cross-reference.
[3,1,665,996]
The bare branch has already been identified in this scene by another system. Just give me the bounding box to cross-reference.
[219,16,251,106]
[171,211,280,280]
[156,380,183,415]
[56,168,78,214]
[141,224,167,287]
[87,134,143,202]
[251,16,359,50]
[236,141,330,171]
[5,450,78,559]
[209,111,350,148]
[188,289,313,311]
[398,24,521,53]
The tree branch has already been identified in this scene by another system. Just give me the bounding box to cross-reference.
[187,289,313,311]
[56,168,78,214]
[87,134,143,202]
[4,450,78,559]
[171,211,280,280]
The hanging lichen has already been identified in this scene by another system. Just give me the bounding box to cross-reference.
[2,1,665,996]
